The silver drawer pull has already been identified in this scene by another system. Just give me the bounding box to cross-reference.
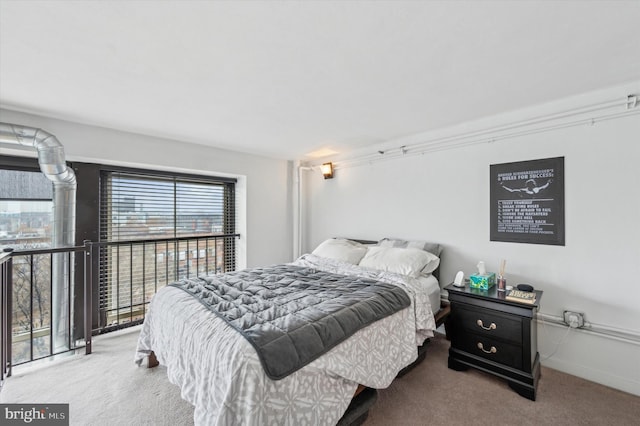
[476,319,497,330]
[477,342,497,354]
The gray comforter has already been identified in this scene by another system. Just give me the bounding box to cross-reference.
[170,264,411,380]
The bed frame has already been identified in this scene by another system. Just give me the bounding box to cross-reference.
[146,238,450,426]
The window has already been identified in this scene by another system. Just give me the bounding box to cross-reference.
[98,169,236,327]
[0,164,55,362]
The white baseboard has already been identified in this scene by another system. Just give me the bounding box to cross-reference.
[542,356,640,397]
[538,322,640,397]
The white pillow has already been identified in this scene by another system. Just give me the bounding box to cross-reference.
[358,246,440,277]
[420,254,441,275]
[312,238,368,265]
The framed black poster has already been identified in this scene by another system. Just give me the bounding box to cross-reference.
[490,157,564,245]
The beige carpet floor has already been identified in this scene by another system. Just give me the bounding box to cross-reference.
[367,333,640,425]
[1,327,638,425]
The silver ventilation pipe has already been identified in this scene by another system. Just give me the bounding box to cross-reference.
[0,122,76,352]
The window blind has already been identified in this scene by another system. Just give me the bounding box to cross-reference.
[0,169,53,200]
[100,172,235,241]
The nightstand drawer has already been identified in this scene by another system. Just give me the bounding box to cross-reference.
[453,305,522,344]
[457,333,523,369]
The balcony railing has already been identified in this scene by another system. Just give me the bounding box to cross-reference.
[95,233,238,333]
[0,233,239,385]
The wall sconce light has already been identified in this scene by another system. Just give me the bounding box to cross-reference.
[320,162,334,179]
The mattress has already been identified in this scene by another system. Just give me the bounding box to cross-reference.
[417,274,441,316]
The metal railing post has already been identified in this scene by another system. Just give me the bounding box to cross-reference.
[83,241,92,355]
[1,249,14,380]
[0,254,4,383]
[6,250,13,378]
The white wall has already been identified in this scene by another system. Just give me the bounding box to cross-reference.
[302,84,640,395]
[0,108,293,268]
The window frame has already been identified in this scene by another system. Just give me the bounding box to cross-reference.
[96,165,237,328]
[72,161,237,334]
[0,155,42,173]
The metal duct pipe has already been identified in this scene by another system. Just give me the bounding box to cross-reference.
[0,122,76,352]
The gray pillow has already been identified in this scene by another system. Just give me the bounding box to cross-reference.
[377,238,442,257]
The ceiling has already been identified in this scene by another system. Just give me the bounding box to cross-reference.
[1,1,639,161]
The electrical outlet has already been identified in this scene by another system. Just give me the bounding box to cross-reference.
[563,311,585,328]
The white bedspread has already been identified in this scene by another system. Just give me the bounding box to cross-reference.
[135,254,436,425]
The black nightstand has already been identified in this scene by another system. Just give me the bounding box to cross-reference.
[445,284,542,401]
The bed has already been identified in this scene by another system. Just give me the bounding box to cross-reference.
[135,238,446,425]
